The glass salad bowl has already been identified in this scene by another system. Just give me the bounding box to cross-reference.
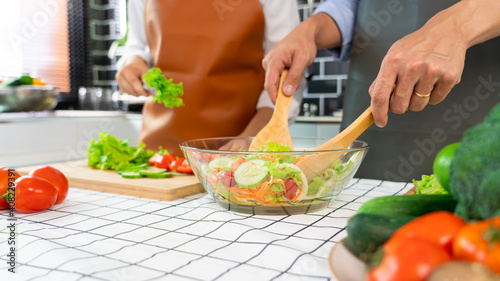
[180,137,369,215]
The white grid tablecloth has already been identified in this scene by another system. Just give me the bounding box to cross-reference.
[0,179,412,281]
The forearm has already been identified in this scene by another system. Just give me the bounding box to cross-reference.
[424,0,500,48]
[301,12,343,50]
[239,107,274,137]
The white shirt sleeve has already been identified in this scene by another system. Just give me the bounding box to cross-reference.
[115,0,153,69]
[258,0,306,124]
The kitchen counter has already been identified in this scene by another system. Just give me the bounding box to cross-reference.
[0,179,412,281]
[0,110,140,123]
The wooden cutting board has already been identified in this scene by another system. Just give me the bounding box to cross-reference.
[17,160,205,201]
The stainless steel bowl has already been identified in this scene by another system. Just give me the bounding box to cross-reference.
[0,86,60,112]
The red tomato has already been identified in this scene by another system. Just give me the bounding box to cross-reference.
[169,157,185,172]
[284,178,298,200]
[177,159,193,174]
[453,216,500,274]
[150,154,176,169]
[217,171,236,187]
[389,211,466,255]
[189,151,215,165]
[231,157,246,172]
[29,166,69,204]
[15,176,58,213]
[149,154,162,166]
[367,236,451,281]
[0,167,21,209]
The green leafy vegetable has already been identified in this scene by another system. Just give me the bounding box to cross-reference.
[251,141,292,152]
[251,141,297,164]
[449,102,500,221]
[87,131,154,171]
[307,177,324,197]
[143,67,184,108]
[412,174,448,195]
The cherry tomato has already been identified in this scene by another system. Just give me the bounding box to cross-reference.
[29,166,69,204]
[217,171,236,187]
[389,211,466,255]
[284,178,298,200]
[149,154,162,166]
[0,167,21,209]
[189,151,215,165]
[15,176,58,213]
[150,153,176,169]
[177,159,193,174]
[453,216,500,274]
[169,157,185,172]
[367,236,451,281]
[231,157,246,172]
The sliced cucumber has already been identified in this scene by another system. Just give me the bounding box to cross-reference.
[121,172,143,178]
[248,159,266,167]
[234,161,269,188]
[208,157,233,171]
[139,167,167,176]
[145,172,173,178]
[138,167,173,178]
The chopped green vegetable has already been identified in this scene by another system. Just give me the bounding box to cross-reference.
[143,67,184,108]
[251,141,297,164]
[412,174,448,195]
[120,172,143,179]
[87,131,154,171]
[449,102,500,221]
[251,141,292,152]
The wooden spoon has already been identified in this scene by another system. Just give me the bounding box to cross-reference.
[249,69,294,150]
[296,106,374,181]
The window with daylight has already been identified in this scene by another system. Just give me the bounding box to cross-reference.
[0,0,70,93]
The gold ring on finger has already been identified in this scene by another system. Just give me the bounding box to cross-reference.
[413,90,430,98]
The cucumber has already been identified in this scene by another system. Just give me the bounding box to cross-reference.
[208,157,233,171]
[234,161,268,188]
[139,167,166,175]
[121,172,143,178]
[347,213,416,262]
[144,172,172,178]
[248,159,266,167]
[357,194,457,217]
[139,167,172,178]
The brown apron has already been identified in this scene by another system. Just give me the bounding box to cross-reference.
[141,0,265,156]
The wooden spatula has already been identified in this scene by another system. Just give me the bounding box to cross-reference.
[296,106,374,181]
[249,69,294,150]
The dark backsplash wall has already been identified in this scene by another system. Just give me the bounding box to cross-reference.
[80,0,348,116]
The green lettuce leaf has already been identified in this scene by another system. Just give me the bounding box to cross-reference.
[412,174,448,194]
[87,131,154,171]
[143,67,184,108]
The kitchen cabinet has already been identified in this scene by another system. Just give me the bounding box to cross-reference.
[290,115,342,140]
[0,112,142,168]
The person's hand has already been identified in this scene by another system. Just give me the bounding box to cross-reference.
[262,26,317,102]
[115,55,152,97]
[369,10,469,127]
[263,13,341,103]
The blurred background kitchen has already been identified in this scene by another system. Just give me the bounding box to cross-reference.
[0,0,345,167]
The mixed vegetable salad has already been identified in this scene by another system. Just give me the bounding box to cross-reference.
[198,142,355,206]
[87,131,193,179]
